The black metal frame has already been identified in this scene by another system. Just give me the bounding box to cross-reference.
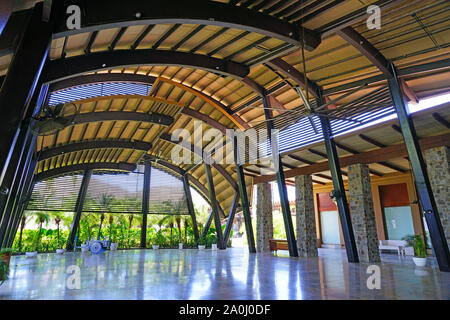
[233,135,256,253]
[52,0,320,50]
[42,49,249,83]
[388,62,450,272]
[66,169,92,250]
[183,174,200,242]
[262,95,298,257]
[204,163,225,249]
[38,140,153,162]
[140,156,151,248]
[318,94,359,263]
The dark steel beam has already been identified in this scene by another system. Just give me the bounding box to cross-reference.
[204,163,226,249]
[147,156,226,219]
[38,140,153,162]
[42,49,250,84]
[223,193,239,246]
[266,57,320,99]
[53,0,320,51]
[180,108,228,133]
[201,209,214,239]
[35,162,136,182]
[318,91,359,263]
[336,26,392,78]
[432,112,450,129]
[388,63,450,272]
[49,73,157,92]
[183,174,200,242]
[140,156,151,248]
[233,135,256,253]
[66,169,92,250]
[0,2,58,188]
[263,95,298,257]
[70,111,173,127]
[159,133,238,192]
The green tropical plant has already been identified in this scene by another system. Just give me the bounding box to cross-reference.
[0,259,8,285]
[403,235,427,258]
[33,211,50,251]
[197,235,206,246]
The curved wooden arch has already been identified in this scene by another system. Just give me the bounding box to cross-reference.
[34,162,137,182]
[38,140,153,162]
[157,77,249,130]
[42,49,250,84]
[49,74,157,92]
[63,94,237,133]
[159,133,238,192]
[52,0,319,50]
[146,155,227,218]
[68,110,174,127]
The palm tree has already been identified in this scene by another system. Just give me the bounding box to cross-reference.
[95,193,115,239]
[107,214,114,241]
[52,212,64,248]
[127,214,134,247]
[34,211,50,251]
[17,212,32,252]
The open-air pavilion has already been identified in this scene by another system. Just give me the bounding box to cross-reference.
[0,0,449,300]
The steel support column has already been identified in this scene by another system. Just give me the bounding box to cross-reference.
[67,169,92,250]
[201,209,213,239]
[263,95,298,257]
[6,155,37,248]
[318,93,359,263]
[0,2,58,187]
[388,63,450,272]
[183,174,199,242]
[204,163,225,249]
[140,157,151,248]
[233,135,256,253]
[223,193,239,247]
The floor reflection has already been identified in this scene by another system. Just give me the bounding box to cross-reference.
[0,247,448,300]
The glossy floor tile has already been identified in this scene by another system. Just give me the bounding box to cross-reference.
[0,247,449,300]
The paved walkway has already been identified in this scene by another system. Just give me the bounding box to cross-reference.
[0,247,448,299]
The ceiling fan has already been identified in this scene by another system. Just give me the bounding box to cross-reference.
[30,102,77,136]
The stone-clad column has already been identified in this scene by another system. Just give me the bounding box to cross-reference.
[425,146,450,249]
[348,164,380,262]
[256,182,273,252]
[295,175,318,257]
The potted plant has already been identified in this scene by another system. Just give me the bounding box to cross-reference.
[26,231,39,258]
[0,259,8,286]
[0,248,14,267]
[209,235,218,250]
[403,235,427,267]
[197,236,206,250]
[53,213,66,254]
[152,231,164,250]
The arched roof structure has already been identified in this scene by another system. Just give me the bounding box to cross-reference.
[1,0,449,216]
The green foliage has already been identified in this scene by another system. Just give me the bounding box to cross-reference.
[0,259,8,284]
[403,234,427,258]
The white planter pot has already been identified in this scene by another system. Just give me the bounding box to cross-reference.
[211,244,218,250]
[198,245,205,250]
[413,257,427,267]
[110,243,118,251]
[178,243,183,250]
[152,245,159,250]
[56,249,66,254]
[25,251,37,258]
[81,246,89,253]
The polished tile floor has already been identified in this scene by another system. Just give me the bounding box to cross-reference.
[0,247,449,300]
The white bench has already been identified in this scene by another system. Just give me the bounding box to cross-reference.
[378,240,407,256]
